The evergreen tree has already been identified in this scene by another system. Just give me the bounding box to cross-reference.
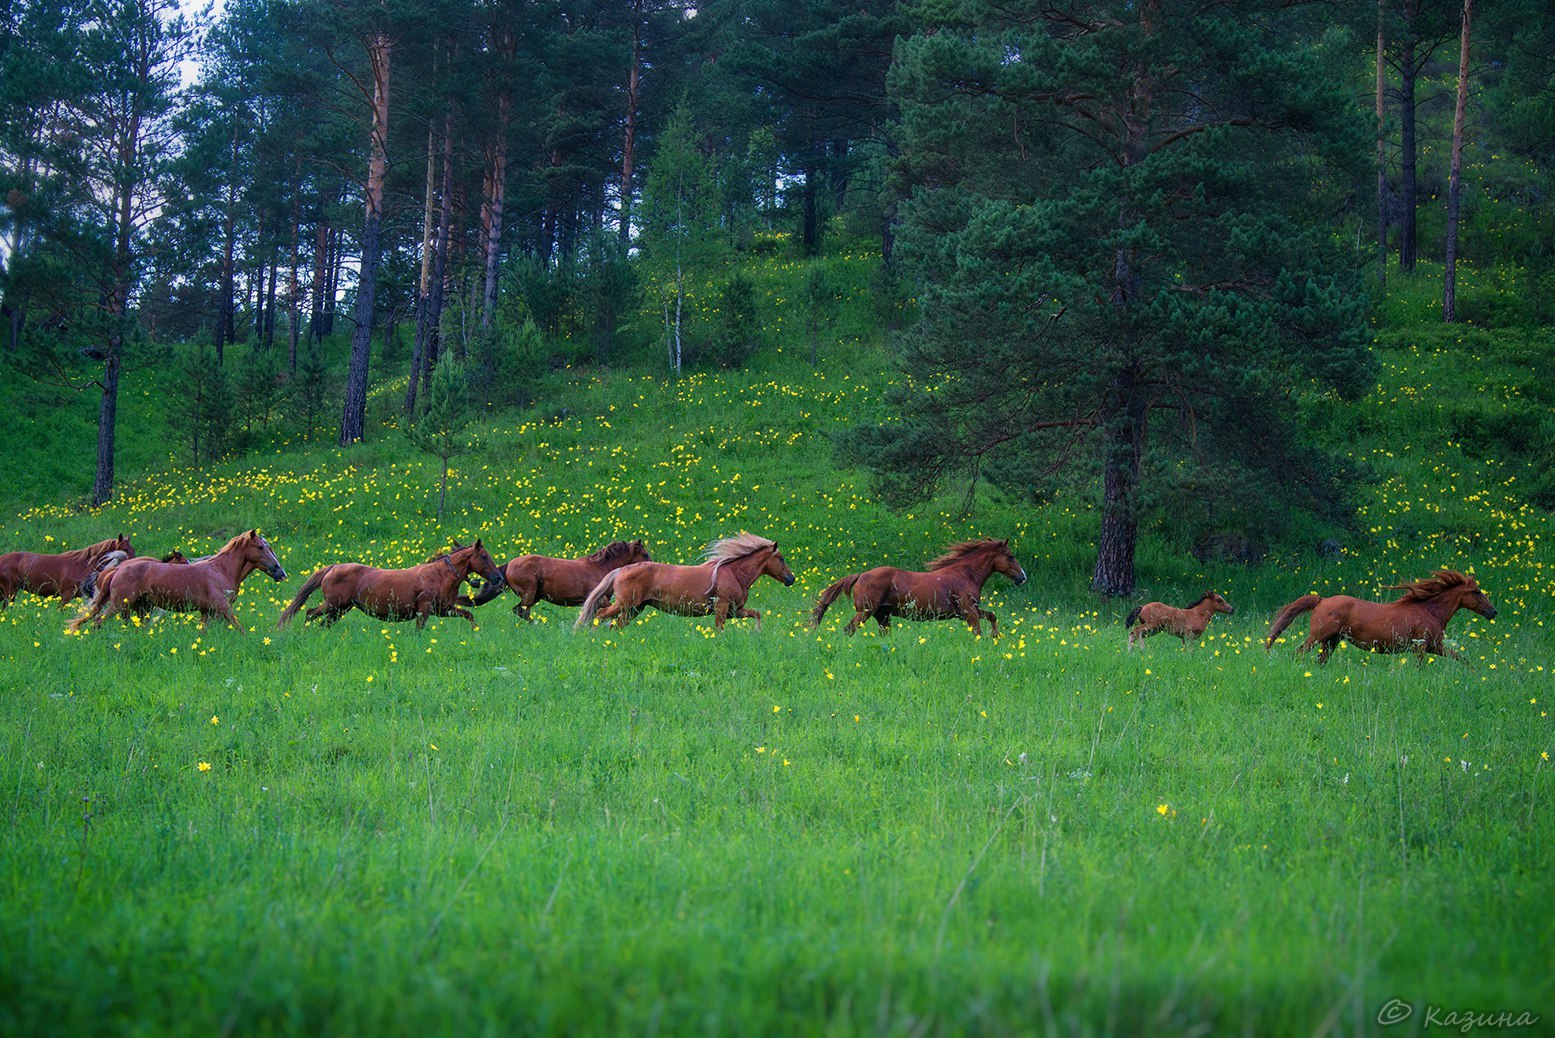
[291,339,334,442]
[639,103,722,374]
[405,353,475,518]
[851,0,1375,595]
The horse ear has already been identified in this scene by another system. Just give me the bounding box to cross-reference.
[474,538,483,549]
[250,528,258,537]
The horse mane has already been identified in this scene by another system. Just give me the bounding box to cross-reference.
[1187,592,1214,608]
[59,537,121,564]
[1388,569,1476,603]
[926,538,1008,571]
[585,540,637,564]
[703,532,775,563]
[425,541,468,563]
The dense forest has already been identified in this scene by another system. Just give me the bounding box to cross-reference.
[2,0,1552,593]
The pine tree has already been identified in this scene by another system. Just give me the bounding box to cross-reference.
[405,353,475,518]
[851,0,1375,595]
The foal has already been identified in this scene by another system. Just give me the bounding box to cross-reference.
[1125,592,1234,649]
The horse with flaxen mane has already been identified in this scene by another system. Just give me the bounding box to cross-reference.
[810,538,1026,638]
[0,534,133,608]
[279,540,504,630]
[462,539,652,620]
[1125,592,1234,649]
[574,533,794,633]
[1264,569,1496,663]
[68,531,284,632]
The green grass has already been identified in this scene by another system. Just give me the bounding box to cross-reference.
[1,264,1552,1035]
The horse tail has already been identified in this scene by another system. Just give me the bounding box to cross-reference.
[810,574,860,629]
[278,566,331,627]
[1124,605,1143,628]
[66,571,114,633]
[574,569,619,632]
[1265,594,1321,650]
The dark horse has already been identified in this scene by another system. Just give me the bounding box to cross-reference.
[68,531,285,632]
[0,534,134,608]
[279,540,504,629]
[574,533,794,632]
[1265,569,1496,663]
[463,539,652,619]
[810,538,1027,638]
[1126,592,1234,649]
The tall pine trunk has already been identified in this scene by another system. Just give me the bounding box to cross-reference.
[1444,0,1472,323]
[619,9,641,246]
[339,30,391,447]
[482,91,510,332]
[1399,64,1417,272]
[421,105,456,398]
[407,121,438,414]
[1376,0,1388,291]
[309,218,327,343]
[288,168,301,375]
[217,124,238,364]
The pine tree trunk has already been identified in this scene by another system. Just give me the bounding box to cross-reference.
[339,30,392,447]
[1398,50,1418,272]
[288,173,301,375]
[423,106,456,398]
[802,150,820,256]
[1376,0,1388,291]
[1444,0,1472,323]
[482,91,510,333]
[264,246,278,348]
[310,218,327,343]
[619,10,641,245]
[408,121,438,414]
[1090,375,1145,597]
[92,345,122,506]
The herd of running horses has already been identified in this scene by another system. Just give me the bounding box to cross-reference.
[0,530,1498,662]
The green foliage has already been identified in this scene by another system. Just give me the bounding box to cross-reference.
[856,2,1376,592]
[404,353,475,517]
[234,345,284,447]
[164,342,234,467]
[708,271,761,369]
[290,339,335,443]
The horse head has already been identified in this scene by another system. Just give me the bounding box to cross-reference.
[246,530,287,581]
[630,540,653,564]
[457,539,505,592]
[1459,577,1497,620]
[1207,591,1234,615]
[764,543,796,587]
[995,541,1027,585]
[113,533,135,556]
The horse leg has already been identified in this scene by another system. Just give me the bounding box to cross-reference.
[960,605,984,637]
[981,609,999,639]
[450,606,477,626]
[844,608,868,636]
[734,607,762,631]
[1316,636,1341,665]
[212,601,244,631]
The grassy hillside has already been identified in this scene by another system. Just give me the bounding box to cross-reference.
[1,258,1551,1035]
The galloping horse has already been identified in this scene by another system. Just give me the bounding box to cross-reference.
[279,540,505,629]
[80,549,190,601]
[574,532,794,632]
[67,531,285,632]
[1264,569,1496,663]
[810,538,1027,638]
[0,534,133,608]
[463,540,652,619]
[1126,592,1234,649]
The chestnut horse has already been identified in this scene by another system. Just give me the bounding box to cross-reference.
[80,549,190,601]
[279,540,504,629]
[1264,569,1496,663]
[1125,592,1234,648]
[68,531,285,632]
[810,538,1027,638]
[574,533,794,632]
[0,534,133,608]
[463,539,652,619]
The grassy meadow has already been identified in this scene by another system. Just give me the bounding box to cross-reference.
[1,260,1552,1035]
